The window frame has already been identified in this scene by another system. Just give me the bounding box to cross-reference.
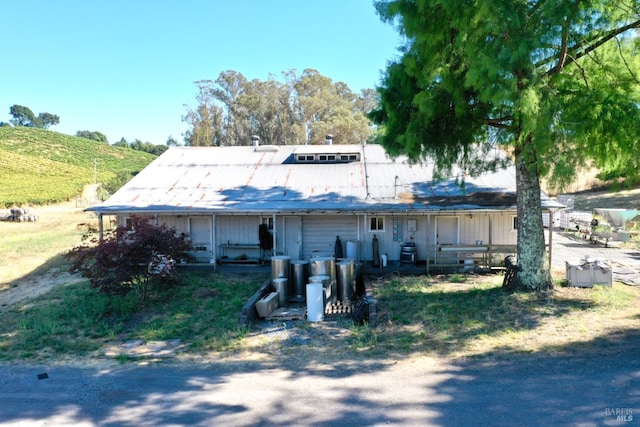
[369,216,385,232]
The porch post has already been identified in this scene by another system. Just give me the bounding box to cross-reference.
[548,210,553,272]
[272,214,277,257]
[211,214,217,269]
[98,213,104,241]
[426,214,431,274]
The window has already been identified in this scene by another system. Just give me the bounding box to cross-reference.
[295,154,315,162]
[512,216,518,230]
[370,216,385,231]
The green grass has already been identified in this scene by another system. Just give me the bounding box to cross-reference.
[0,127,156,206]
[1,270,639,362]
[371,275,640,358]
[1,260,636,361]
[0,271,267,360]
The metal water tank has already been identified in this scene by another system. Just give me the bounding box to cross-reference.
[272,278,289,307]
[309,256,336,303]
[309,256,335,279]
[336,261,356,302]
[290,260,309,302]
[271,256,291,280]
[308,275,331,305]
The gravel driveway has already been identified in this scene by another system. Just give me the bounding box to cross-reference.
[550,230,640,285]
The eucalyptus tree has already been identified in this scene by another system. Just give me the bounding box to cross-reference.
[239,76,299,145]
[182,80,225,146]
[371,1,640,290]
[212,70,251,145]
[184,69,377,146]
[292,68,373,144]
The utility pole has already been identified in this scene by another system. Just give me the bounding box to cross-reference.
[93,159,98,202]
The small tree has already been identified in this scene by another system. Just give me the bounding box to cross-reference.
[36,112,60,129]
[9,105,36,126]
[76,130,109,144]
[66,215,193,302]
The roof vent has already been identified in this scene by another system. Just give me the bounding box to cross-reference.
[251,135,260,147]
[325,134,333,145]
[255,145,279,152]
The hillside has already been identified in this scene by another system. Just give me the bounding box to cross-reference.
[0,127,156,207]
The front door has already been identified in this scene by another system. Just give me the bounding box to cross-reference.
[283,216,301,259]
[436,216,459,264]
[436,216,458,245]
[189,216,212,262]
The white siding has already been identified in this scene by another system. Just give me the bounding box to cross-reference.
[215,216,261,246]
[490,212,517,244]
[459,214,490,245]
[369,216,429,261]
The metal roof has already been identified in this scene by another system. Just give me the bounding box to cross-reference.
[87,144,563,214]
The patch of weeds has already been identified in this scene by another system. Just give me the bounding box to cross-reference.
[449,274,467,283]
[590,284,636,309]
[350,323,378,349]
[115,354,137,364]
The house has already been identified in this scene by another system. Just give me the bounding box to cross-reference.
[86,141,563,272]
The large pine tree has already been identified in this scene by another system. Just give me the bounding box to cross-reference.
[371,0,640,290]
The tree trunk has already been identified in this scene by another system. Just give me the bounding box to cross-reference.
[514,151,553,291]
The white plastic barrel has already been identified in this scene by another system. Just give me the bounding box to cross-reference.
[346,240,358,261]
[306,283,324,322]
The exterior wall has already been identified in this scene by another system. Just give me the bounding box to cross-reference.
[490,212,518,244]
[363,215,428,262]
[157,215,188,235]
[113,210,518,265]
[216,216,260,246]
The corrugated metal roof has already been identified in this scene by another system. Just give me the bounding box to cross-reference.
[88,144,562,214]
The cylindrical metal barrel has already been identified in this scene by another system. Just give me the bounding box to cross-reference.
[271,256,291,281]
[308,275,331,306]
[272,278,289,307]
[336,261,356,302]
[400,242,417,265]
[290,260,309,302]
[346,240,358,261]
[309,256,335,279]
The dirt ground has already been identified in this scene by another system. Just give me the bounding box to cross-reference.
[0,269,85,308]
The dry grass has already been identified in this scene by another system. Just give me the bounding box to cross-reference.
[0,202,96,289]
[570,187,640,211]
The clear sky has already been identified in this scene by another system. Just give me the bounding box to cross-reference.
[3,0,403,146]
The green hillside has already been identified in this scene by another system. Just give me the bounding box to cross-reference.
[0,127,156,207]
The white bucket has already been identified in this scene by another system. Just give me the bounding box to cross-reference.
[463,258,474,272]
[380,253,388,267]
[306,283,324,322]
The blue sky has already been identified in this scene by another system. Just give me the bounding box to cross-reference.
[3,0,403,145]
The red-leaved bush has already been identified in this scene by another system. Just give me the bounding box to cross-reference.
[66,215,193,301]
